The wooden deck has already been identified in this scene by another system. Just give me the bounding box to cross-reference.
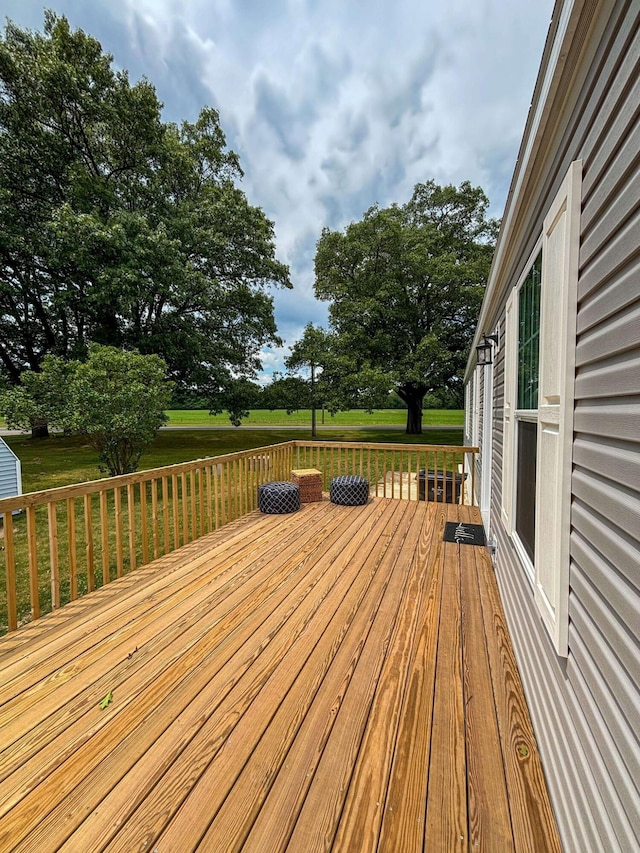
[0,498,560,852]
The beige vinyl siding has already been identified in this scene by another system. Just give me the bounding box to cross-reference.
[475,0,639,849]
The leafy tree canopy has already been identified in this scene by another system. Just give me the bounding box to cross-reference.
[0,344,173,475]
[0,12,290,413]
[206,377,262,427]
[314,180,499,433]
[260,374,312,412]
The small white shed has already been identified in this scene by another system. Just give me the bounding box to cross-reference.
[0,437,22,502]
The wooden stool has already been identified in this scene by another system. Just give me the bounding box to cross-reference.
[291,468,323,503]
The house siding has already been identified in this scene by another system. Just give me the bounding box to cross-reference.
[469,0,639,849]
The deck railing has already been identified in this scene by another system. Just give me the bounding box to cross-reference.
[0,440,477,634]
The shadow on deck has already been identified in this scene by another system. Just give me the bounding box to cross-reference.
[0,498,560,851]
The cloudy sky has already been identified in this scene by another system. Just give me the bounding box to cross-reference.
[4,0,554,381]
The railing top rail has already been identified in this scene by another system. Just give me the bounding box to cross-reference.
[0,440,296,514]
[0,439,479,515]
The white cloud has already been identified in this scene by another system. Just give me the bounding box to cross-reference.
[4,0,554,362]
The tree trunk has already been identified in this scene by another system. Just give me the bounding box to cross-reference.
[405,399,423,434]
[396,384,427,434]
[30,417,49,439]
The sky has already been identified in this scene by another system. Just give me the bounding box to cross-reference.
[3,0,555,383]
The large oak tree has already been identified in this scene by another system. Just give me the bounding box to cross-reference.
[314,180,498,433]
[0,13,290,418]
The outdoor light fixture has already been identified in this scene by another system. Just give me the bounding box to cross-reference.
[475,333,499,366]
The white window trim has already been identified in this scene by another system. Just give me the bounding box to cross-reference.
[480,360,494,531]
[534,159,582,658]
[501,162,581,658]
[472,368,480,448]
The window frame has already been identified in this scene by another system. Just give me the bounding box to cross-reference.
[504,239,543,584]
[502,161,581,657]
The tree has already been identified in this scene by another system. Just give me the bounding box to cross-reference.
[260,374,312,412]
[314,180,498,433]
[0,355,76,437]
[0,13,290,417]
[285,324,331,437]
[0,345,173,475]
[65,346,172,474]
[206,377,262,427]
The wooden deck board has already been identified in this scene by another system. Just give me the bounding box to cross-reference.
[0,498,561,852]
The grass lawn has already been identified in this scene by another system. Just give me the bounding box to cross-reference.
[165,408,464,427]
[5,426,464,494]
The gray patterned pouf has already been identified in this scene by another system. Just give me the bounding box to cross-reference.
[258,481,301,514]
[330,475,369,506]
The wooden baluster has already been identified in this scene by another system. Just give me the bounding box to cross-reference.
[206,465,212,532]
[127,484,136,572]
[100,490,109,585]
[471,451,476,506]
[151,478,160,559]
[220,463,227,526]
[66,498,77,600]
[25,505,39,620]
[189,470,197,540]
[140,482,149,565]
[171,474,179,549]
[198,468,205,537]
[215,463,222,528]
[162,476,170,554]
[84,494,95,592]
[252,453,257,510]
[245,456,251,515]
[114,487,124,577]
[181,472,189,544]
[47,502,60,608]
[3,512,17,631]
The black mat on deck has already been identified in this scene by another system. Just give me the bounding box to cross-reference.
[443,521,486,546]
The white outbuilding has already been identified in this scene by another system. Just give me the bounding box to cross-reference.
[0,437,22,502]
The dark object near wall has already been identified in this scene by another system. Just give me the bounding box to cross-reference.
[443,521,486,546]
[418,469,466,503]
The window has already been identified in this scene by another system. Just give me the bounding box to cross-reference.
[515,252,541,565]
[501,161,582,657]
[517,253,541,411]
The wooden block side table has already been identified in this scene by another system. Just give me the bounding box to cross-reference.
[291,468,323,503]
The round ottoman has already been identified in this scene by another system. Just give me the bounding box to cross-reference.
[258,481,301,514]
[330,475,369,506]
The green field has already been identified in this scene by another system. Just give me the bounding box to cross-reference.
[5,424,464,494]
[165,409,463,427]
[1,408,464,432]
